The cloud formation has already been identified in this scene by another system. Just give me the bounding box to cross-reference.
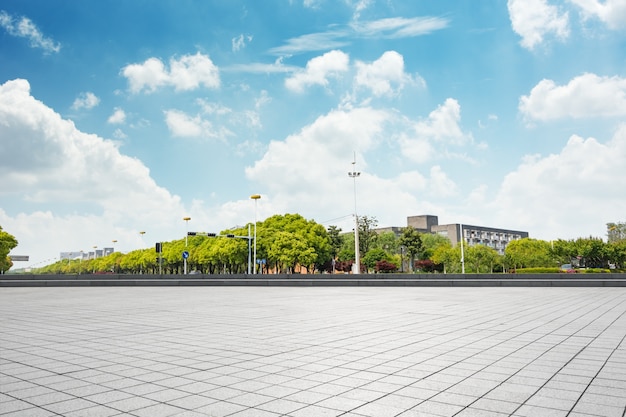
[71,92,100,110]
[490,126,626,239]
[285,50,350,93]
[520,73,626,121]
[269,16,448,55]
[0,79,187,261]
[0,10,61,53]
[508,0,569,49]
[122,53,220,93]
[107,108,126,124]
[570,0,626,30]
[354,51,424,97]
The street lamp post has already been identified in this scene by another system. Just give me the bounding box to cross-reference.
[183,217,191,275]
[111,240,117,273]
[250,194,261,274]
[139,231,145,274]
[348,157,361,274]
[460,224,465,274]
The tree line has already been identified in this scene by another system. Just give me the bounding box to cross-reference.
[7,217,626,274]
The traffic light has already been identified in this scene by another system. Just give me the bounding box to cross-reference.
[207,233,216,237]
[155,242,162,253]
[187,232,197,236]
[226,234,235,238]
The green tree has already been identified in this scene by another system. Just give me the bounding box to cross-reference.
[431,244,461,273]
[362,248,389,273]
[358,215,378,255]
[420,233,452,260]
[504,238,553,270]
[260,214,330,273]
[327,226,343,259]
[466,245,501,273]
[399,227,423,272]
[607,222,626,243]
[373,231,399,254]
[0,226,18,273]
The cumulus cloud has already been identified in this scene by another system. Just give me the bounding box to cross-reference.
[107,107,126,124]
[122,52,220,93]
[489,126,626,239]
[354,50,425,97]
[399,99,476,164]
[244,106,452,230]
[520,73,626,121]
[570,0,626,30]
[508,0,569,50]
[0,79,188,264]
[164,109,232,141]
[71,92,100,110]
[0,10,61,53]
[285,50,350,93]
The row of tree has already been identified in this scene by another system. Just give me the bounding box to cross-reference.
[7,217,626,275]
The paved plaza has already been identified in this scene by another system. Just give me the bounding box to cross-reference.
[1,287,625,417]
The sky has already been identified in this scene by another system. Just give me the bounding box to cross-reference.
[1,0,625,268]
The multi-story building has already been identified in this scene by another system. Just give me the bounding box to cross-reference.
[384,215,528,255]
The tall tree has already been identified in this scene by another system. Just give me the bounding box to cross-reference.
[607,222,626,243]
[399,227,423,272]
[358,215,378,255]
[327,225,343,260]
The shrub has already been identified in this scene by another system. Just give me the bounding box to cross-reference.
[375,260,398,273]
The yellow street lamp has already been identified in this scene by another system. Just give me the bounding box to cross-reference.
[183,217,191,274]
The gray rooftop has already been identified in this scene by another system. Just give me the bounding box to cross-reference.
[1,287,625,416]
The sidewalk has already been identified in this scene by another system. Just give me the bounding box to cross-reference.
[1,287,625,416]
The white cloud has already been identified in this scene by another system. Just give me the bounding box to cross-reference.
[243,106,453,231]
[113,128,127,139]
[164,109,232,141]
[0,10,61,53]
[520,73,626,121]
[508,0,569,50]
[107,107,126,124]
[0,79,188,265]
[232,34,252,52]
[270,16,448,56]
[122,52,220,94]
[399,99,478,164]
[285,50,350,93]
[489,126,626,240]
[570,0,626,30]
[354,50,425,97]
[352,16,449,38]
[269,31,349,56]
[71,92,100,110]
[351,0,373,20]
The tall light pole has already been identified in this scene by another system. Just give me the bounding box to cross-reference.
[183,216,191,275]
[250,194,261,274]
[112,240,117,252]
[348,156,361,274]
[139,231,145,274]
[460,224,465,274]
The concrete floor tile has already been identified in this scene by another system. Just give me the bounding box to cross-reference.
[3,287,626,417]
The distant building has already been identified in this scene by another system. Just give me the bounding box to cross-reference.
[60,247,113,260]
[380,215,529,255]
[60,251,87,261]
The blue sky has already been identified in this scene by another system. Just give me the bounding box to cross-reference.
[1,0,625,268]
